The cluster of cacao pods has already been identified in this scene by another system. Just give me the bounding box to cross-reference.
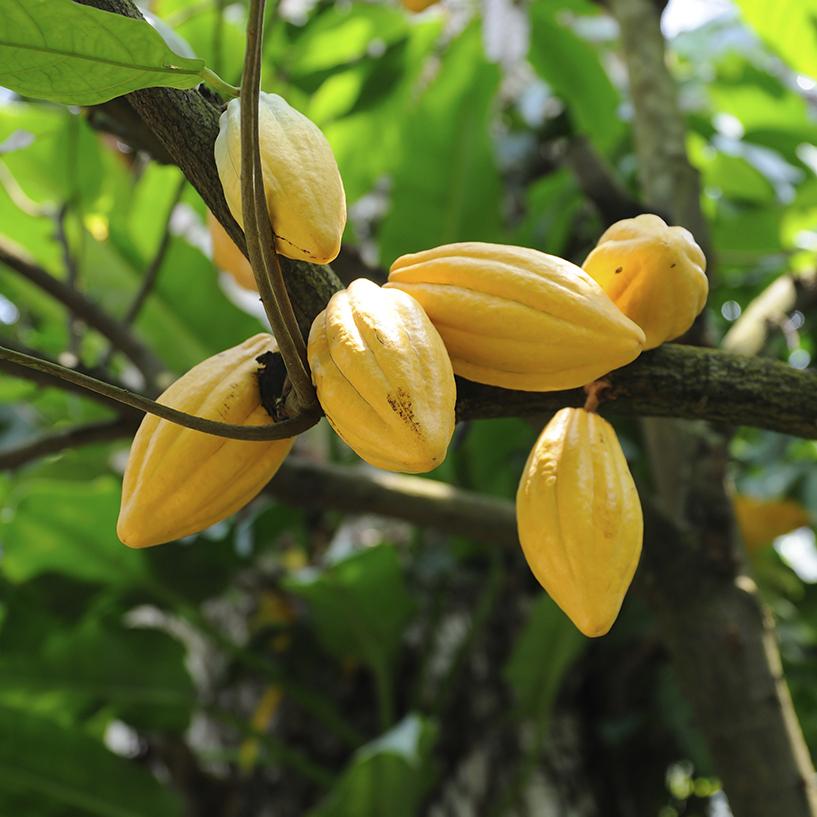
[119,88,709,638]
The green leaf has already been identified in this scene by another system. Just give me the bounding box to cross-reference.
[704,152,776,203]
[0,617,194,731]
[378,24,503,263]
[0,0,205,106]
[504,596,585,723]
[284,4,409,76]
[284,544,413,671]
[0,705,182,817]
[735,0,817,80]
[0,477,147,586]
[309,715,437,817]
[529,6,623,155]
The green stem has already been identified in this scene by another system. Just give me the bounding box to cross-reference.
[200,66,240,99]
[0,345,319,441]
[240,0,317,415]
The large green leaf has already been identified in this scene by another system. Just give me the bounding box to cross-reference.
[0,0,204,106]
[378,24,503,263]
[309,715,437,817]
[504,596,585,723]
[322,20,441,203]
[735,0,817,80]
[529,6,623,155]
[0,477,147,586]
[284,4,409,76]
[0,616,194,731]
[0,705,182,817]
[284,544,413,671]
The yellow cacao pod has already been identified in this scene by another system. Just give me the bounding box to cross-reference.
[582,214,708,350]
[386,242,645,391]
[516,408,643,637]
[402,0,439,11]
[117,334,293,548]
[207,211,258,291]
[307,278,456,473]
[734,494,811,554]
[214,92,346,265]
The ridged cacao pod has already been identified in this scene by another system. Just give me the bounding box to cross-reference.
[117,334,293,548]
[207,211,258,291]
[516,408,643,637]
[386,242,645,391]
[307,278,456,473]
[214,92,346,265]
[734,494,810,554]
[582,213,708,349]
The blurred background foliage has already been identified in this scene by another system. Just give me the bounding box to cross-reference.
[1,0,817,815]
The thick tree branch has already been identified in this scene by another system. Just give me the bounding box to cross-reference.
[267,459,518,547]
[608,0,817,814]
[74,0,344,338]
[457,345,817,439]
[0,239,166,389]
[5,338,817,441]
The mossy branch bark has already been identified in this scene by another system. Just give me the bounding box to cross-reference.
[75,0,343,337]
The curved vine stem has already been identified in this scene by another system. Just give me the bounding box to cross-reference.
[0,345,320,441]
[240,0,317,415]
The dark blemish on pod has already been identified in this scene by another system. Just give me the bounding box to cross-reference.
[386,388,422,436]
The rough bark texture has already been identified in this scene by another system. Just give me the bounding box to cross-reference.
[608,0,817,814]
[457,344,817,439]
[75,0,343,337]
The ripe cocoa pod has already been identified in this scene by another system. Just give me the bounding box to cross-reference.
[207,211,258,291]
[214,92,346,265]
[582,213,708,349]
[516,407,643,637]
[402,0,439,11]
[307,278,456,473]
[734,494,811,553]
[117,334,293,548]
[387,242,645,391]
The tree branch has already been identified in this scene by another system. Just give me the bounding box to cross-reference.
[99,177,186,369]
[5,336,817,440]
[0,418,136,470]
[0,239,166,389]
[268,458,518,547]
[457,344,817,438]
[608,0,817,814]
[74,0,344,339]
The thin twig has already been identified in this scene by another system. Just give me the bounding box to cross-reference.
[0,239,166,389]
[55,203,83,358]
[98,177,187,369]
[0,337,138,413]
[0,418,135,470]
[0,345,320,441]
